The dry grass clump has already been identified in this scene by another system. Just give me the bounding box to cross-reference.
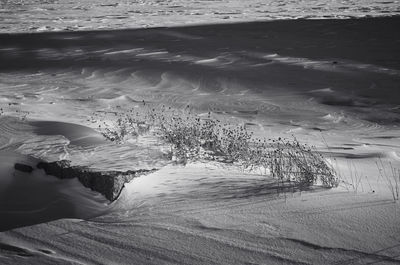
[376,159,399,202]
[0,104,29,121]
[100,117,136,143]
[95,105,338,188]
[94,109,151,143]
[158,114,253,163]
[259,138,338,188]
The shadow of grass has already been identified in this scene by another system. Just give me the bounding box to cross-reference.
[182,176,328,202]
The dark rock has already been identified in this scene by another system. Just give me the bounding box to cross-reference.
[37,160,157,201]
[37,160,73,179]
[14,163,34,173]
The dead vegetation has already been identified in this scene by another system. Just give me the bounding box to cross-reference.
[95,104,339,188]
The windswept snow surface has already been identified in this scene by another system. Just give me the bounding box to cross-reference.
[0,0,400,33]
[1,163,399,264]
[0,18,400,264]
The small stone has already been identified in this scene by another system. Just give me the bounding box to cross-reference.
[14,163,34,173]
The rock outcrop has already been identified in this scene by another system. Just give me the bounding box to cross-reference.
[37,160,157,201]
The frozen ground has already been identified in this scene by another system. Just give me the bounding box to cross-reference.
[0,16,399,264]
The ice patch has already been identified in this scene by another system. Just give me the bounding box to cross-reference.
[310,88,334,93]
[195,58,219,64]
[322,113,346,123]
[136,51,169,57]
[104,48,144,55]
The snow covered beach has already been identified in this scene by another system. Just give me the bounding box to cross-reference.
[0,16,400,264]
